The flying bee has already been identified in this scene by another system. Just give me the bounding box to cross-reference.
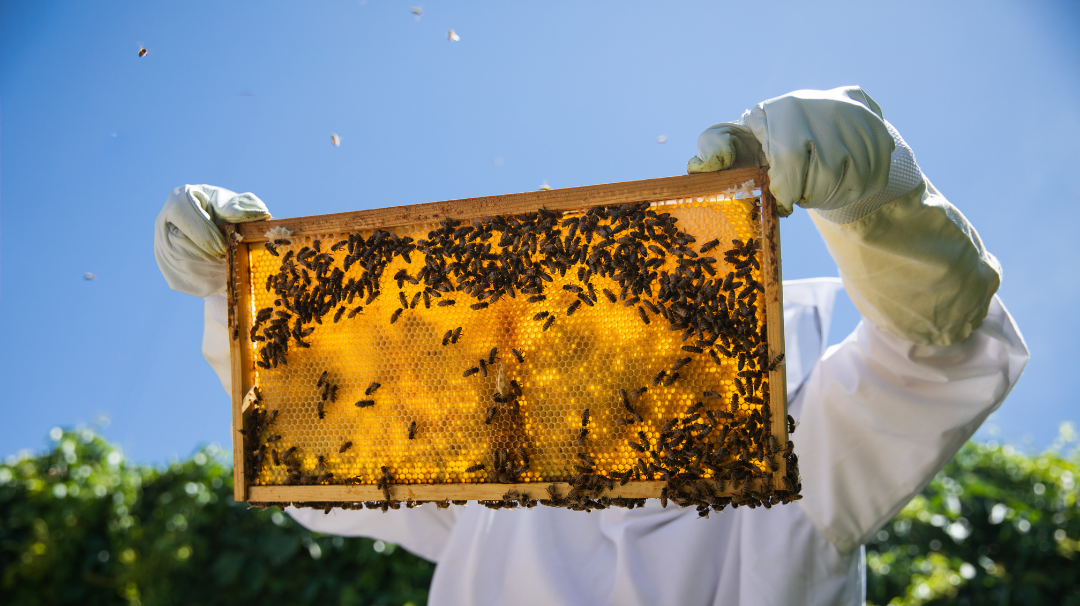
[581,408,590,427]
[465,463,485,473]
[576,427,589,446]
[700,238,720,253]
[512,349,525,363]
[672,357,692,371]
[138,46,148,57]
[355,399,375,408]
[390,308,403,324]
[408,421,417,440]
[567,300,581,316]
[339,441,353,453]
[479,359,488,377]
[463,367,480,378]
[442,330,453,346]
[542,316,555,331]
[485,406,497,424]
[437,299,456,307]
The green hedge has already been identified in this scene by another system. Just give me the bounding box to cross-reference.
[2,426,1077,605]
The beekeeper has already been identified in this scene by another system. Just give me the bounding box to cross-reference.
[155,86,1028,605]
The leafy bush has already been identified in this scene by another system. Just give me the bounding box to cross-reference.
[3,425,1078,605]
[866,425,1080,605]
[0,428,433,606]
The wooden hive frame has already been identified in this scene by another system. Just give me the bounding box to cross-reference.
[226,166,792,510]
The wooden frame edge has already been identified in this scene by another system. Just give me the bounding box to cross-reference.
[227,229,252,502]
[759,168,789,491]
[247,478,774,503]
[237,169,762,241]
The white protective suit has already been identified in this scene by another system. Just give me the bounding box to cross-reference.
[161,87,1029,605]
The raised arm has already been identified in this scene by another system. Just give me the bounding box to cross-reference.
[689,86,1029,551]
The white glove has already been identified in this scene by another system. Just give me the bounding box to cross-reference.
[688,87,1001,345]
[154,184,270,297]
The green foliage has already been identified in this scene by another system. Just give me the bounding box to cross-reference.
[0,428,433,606]
[4,425,1079,605]
[867,424,1080,605]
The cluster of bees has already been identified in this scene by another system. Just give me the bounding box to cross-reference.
[244,198,801,516]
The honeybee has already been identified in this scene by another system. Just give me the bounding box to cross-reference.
[630,386,647,399]
[681,345,703,354]
[437,299,456,307]
[408,421,417,440]
[663,373,679,387]
[533,311,550,322]
[700,238,720,253]
[637,306,650,325]
[272,449,281,466]
[542,316,555,331]
[355,400,375,408]
[567,300,581,316]
[442,330,453,346]
[390,308,403,324]
[787,415,798,434]
[488,348,498,364]
[366,382,382,396]
[347,306,363,319]
[470,302,489,310]
[510,379,522,397]
[703,390,721,399]
[317,402,325,419]
[581,408,590,427]
[465,464,485,473]
[652,370,667,386]
[602,289,617,303]
[265,242,279,256]
[685,401,703,415]
[512,349,525,363]
[576,428,589,445]
[519,447,530,466]
[672,357,692,371]
[768,353,786,371]
[317,371,328,387]
[478,359,488,377]
[339,441,353,453]
[463,367,480,378]
[485,407,497,424]
[451,327,463,343]
[333,306,346,322]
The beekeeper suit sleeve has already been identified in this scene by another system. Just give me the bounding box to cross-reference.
[690,86,1029,552]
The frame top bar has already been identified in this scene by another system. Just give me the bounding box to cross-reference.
[236,168,763,242]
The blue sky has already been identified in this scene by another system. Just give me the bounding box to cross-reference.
[1,0,1078,463]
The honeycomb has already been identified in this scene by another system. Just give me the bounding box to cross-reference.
[240,192,795,512]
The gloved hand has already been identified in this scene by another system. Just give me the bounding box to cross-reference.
[154,184,270,297]
[688,87,1001,346]
[688,87,896,217]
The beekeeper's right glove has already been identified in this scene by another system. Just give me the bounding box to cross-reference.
[154,184,270,297]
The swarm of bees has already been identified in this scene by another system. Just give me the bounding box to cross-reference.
[245,197,800,514]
